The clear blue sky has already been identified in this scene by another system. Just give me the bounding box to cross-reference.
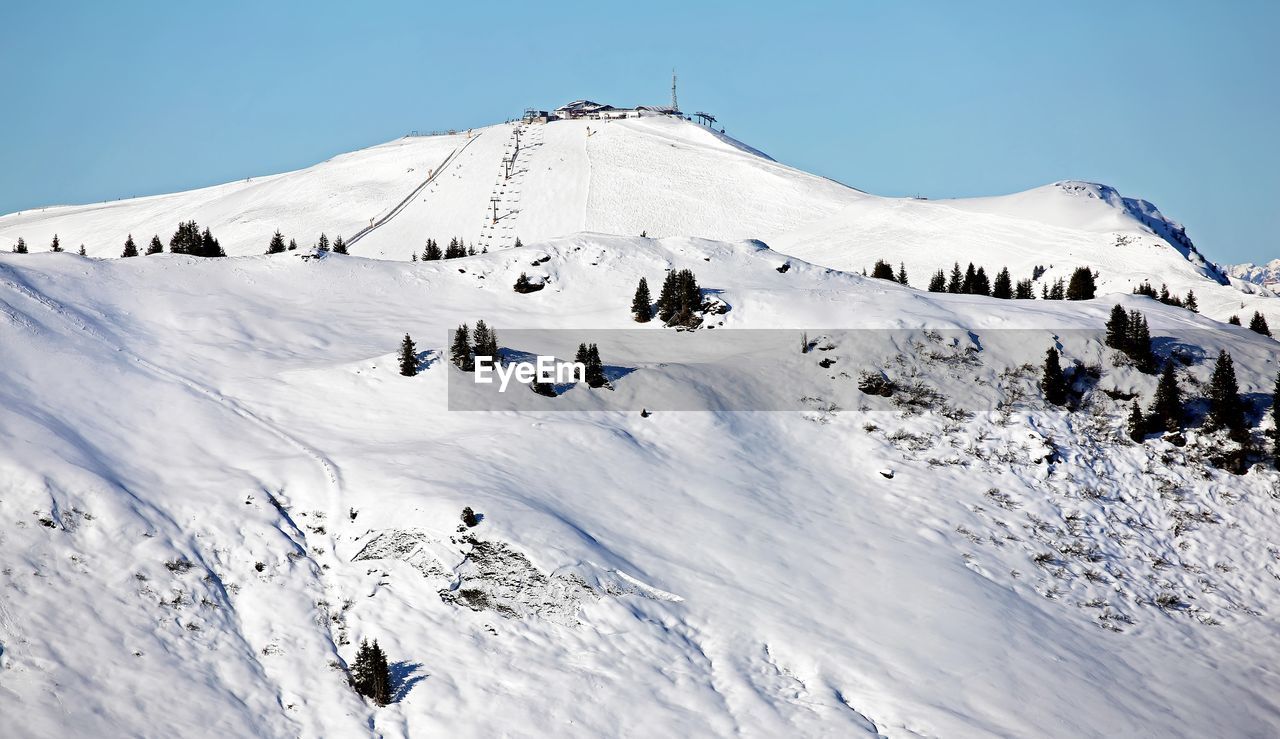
[2,1,1276,263]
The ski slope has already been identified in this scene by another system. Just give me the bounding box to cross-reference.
[2,239,1279,737]
[3,115,1275,331]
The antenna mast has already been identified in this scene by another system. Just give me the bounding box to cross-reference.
[671,69,678,112]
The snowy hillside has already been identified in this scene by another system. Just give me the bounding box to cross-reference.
[4,115,1276,333]
[2,237,1280,738]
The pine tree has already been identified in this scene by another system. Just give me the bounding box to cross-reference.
[947,262,963,294]
[1047,278,1066,300]
[398,334,418,376]
[316,233,330,253]
[288,238,298,252]
[992,267,1013,299]
[584,343,606,388]
[423,239,442,261]
[1249,311,1272,337]
[146,235,163,255]
[267,230,286,254]
[657,269,701,326]
[896,262,909,286]
[78,244,86,256]
[1104,305,1129,350]
[1065,267,1096,300]
[514,236,523,248]
[1158,283,1171,303]
[351,639,392,706]
[1272,370,1280,469]
[1206,351,1247,442]
[12,237,27,254]
[1184,290,1198,313]
[928,269,946,293]
[445,237,466,259]
[871,260,895,280]
[472,320,498,362]
[1127,401,1145,442]
[169,221,199,254]
[631,277,652,322]
[972,266,991,296]
[1228,315,1241,326]
[961,263,976,294]
[450,324,473,371]
[1041,347,1068,406]
[50,234,63,252]
[1014,278,1035,299]
[1150,361,1183,434]
[1126,310,1155,373]
[117,234,137,257]
[200,227,224,257]
[332,235,348,254]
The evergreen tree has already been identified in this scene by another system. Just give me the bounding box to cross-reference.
[332,235,348,254]
[1206,351,1247,442]
[288,238,298,251]
[78,244,86,256]
[1014,278,1035,299]
[1150,361,1184,434]
[351,639,392,706]
[1184,290,1198,313]
[992,267,1013,299]
[631,277,652,322]
[1228,315,1241,326]
[12,237,27,254]
[450,324,473,371]
[201,227,224,257]
[1041,347,1068,406]
[1132,281,1157,298]
[961,263,976,294]
[146,235,163,255]
[584,343,606,388]
[472,320,498,361]
[657,269,701,326]
[1065,267,1097,300]
[896,262,909,286]
[1272,370,1280,469]
[267,230,286,254]
[870,260,895,280]
[50,234,63,252]
[444,237,466,259]
[1159,283,1171,303]
[972,266,991,296]
[467,244,476,256]
[928,269,946,293]
[169,221,200,254]
[1127,401,1145,442]
[316,233,330,253]
[423,239,442,260]
[947,262,963,294]
[1047,278,1066,300]
[1126,310,1155,373]
[398,334,418,376]
[1249,311,1272,337]
[1104,305,1129,350]
[514,236,523,248]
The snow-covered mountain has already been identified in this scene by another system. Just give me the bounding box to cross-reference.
[2,115,1280,738]
[1227,258,1280,288]
[2,116,1277,330]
